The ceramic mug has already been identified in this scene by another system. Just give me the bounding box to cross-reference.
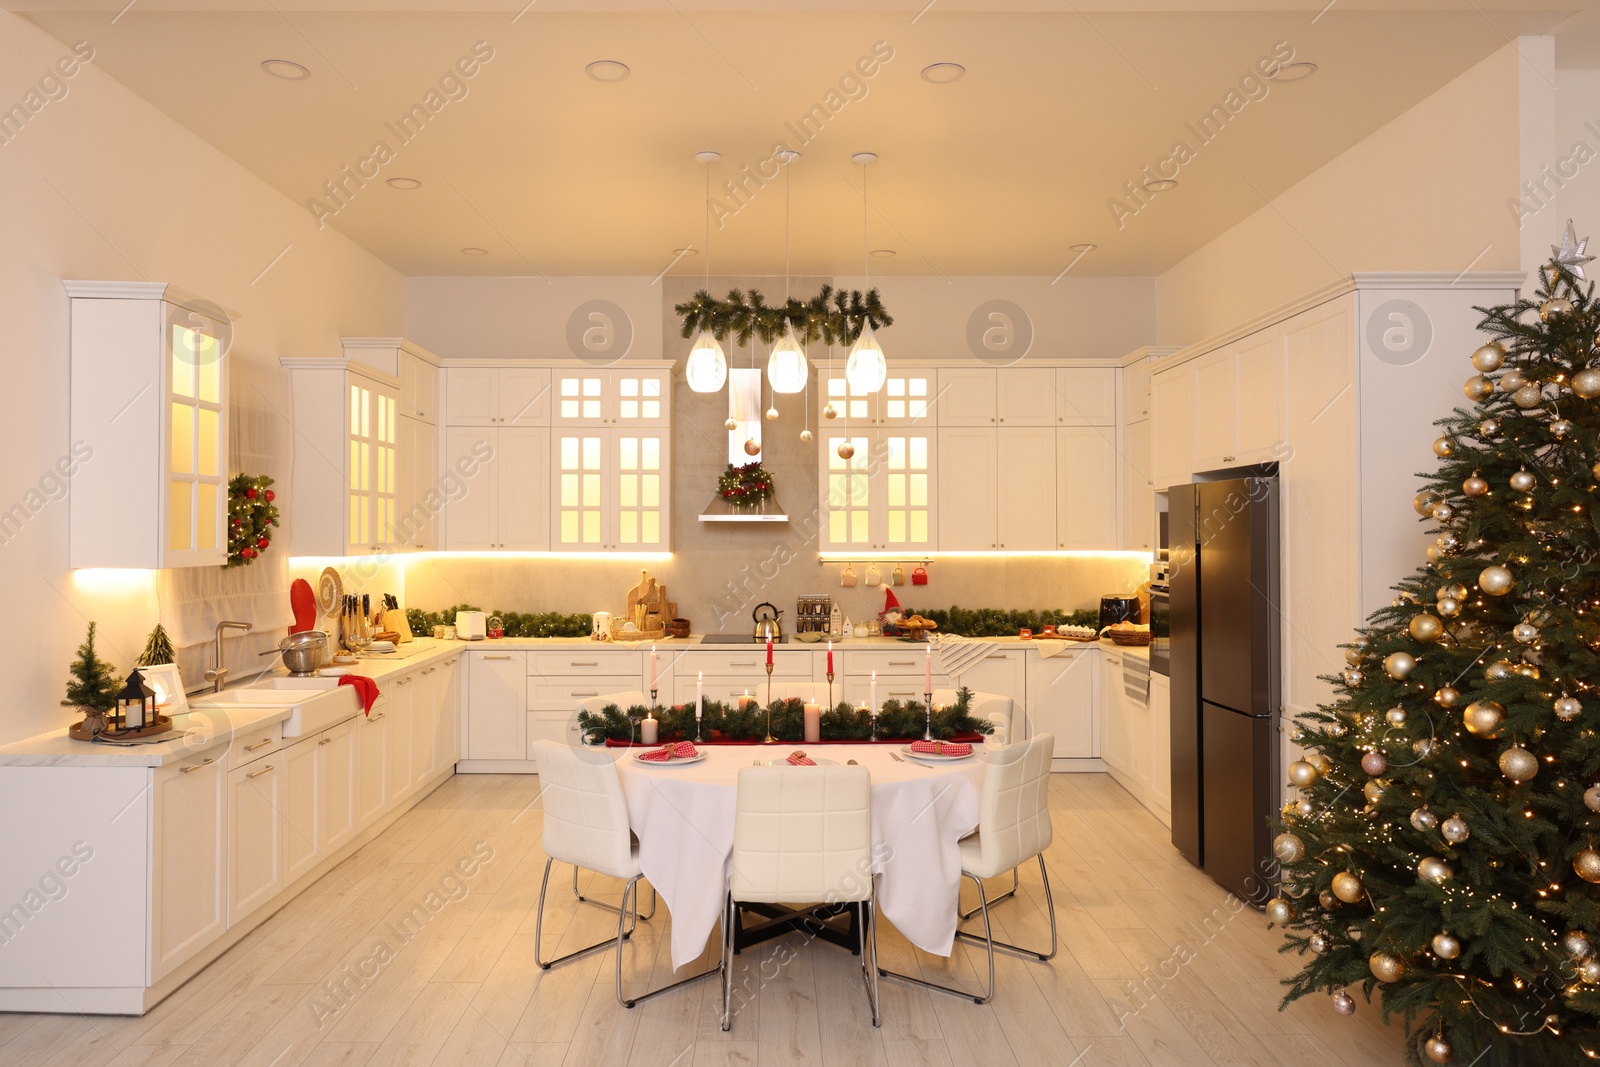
[841,565,858,588]
[891,564,905,586]
[911,565,929,586]
[865,564,882,587]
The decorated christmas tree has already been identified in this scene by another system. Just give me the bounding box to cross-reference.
[1273,224,1600,1065]
[60,621,120,714]
[136,623,176,667]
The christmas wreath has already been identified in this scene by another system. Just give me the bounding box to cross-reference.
[227,474,279,567]
[718,462,775,506]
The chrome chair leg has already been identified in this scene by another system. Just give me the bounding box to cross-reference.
[721,895,735,1031]
[615,875,721,1009]
[958,866,1020,921]
[864,898,882,1027]
[537,858,635,970]
[574,864,657,922]
[952,854,1058,961]
[879,872,995,1004]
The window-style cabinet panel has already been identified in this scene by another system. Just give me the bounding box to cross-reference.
[821,432,873,550]
[551,429,669,551]
[347,375,399,555]
[552,368,669,427]
[67,282,230,568]
[820,430,935,552]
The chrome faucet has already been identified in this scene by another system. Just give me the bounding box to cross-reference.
[204,620,253,693]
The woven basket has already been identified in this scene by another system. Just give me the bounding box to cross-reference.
[1107,629,1153,647]
[610,619,666,642]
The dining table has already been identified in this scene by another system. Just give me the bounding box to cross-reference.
[613,742,987,971]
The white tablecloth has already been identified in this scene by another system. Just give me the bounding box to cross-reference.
[615,743,985,970]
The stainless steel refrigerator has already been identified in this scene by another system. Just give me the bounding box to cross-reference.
[1167,476,1281,904]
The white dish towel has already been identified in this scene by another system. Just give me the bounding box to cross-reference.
[932,633,996,679]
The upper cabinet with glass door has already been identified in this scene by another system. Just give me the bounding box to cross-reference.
[551,368,669,428]
[67,282,230,568]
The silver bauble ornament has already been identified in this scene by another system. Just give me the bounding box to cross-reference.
[1265,897,1294,925]
[1575,847,1600,883]
[1555,695,1583,721]
[1463,700,1505,738]
[1573,367,1600,399]
[1384,652,1416,680]
[1411,808,1439,832]
[1562,931,1593,959]
[1432,435,1455,457]
[1413,490,1444,516]
[1432,502,1455,522]
[1501,368,1527,392]
[1310,933,1330,954]
[1513,383,1544,409]
[1434,686,1461,707]
[1363,780,1386,804]
[1471,341,1506,372]
[1424,1035,1454,1063]
[1295,798,1314,817]
[1478,564,1514,596]
[1287,760,1319,788]
[835,441,855,460]
[1436,597,1462,618]
[1332,871,1365,903]
[1463,375,1494,402]
[725,417,739,431]
[743,438,762,457]
[1479,417,1500,437]
[1441,815,1470,843]
[1510,469,1537,492]
[1387,706,1409,724]
[1369,952,1406,983]
[1582,958,1600,984]
[1541,296,1574,321]
[1331,990,1356,1015]
[1361,751,1388,776]
[1342,668,1365,687]
[1418,857,1453,885]
[1499,745,1538,783]
[1409,614,1444,642]
[1327,721,1348,738]
[1463,475,1489,497]
[1431,932,1462,960]
[1513,621,1540,643]
[1273,833,1306,863]
[1484,660,1514,681]
[1585,784,1600,812]
[1553,418,1574,437]
[1413,738,1437,759]
[799,429,813,443]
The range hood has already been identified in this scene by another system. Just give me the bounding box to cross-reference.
[701,366,790,523]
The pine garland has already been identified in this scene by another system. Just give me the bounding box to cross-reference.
[674,285,892,348]
[61,621,119,713]
[406,604,593,638]
[226,474,279,567]
[577,689,992,745]
[717,462,775,506]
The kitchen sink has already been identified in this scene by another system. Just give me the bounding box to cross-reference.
[191,677,359,737]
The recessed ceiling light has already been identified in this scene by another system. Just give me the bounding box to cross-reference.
[1069,242,1097,253]
[869,249,896,258]
[693,150,721,164]
[1143,177,1179,192]
[851,152,879,166]
[672,247,699,257]
[386,177,423,190]
[460,247,488,256]
[921,62,965,84]
[261,59,310,80]
[586,60,631,82]
[1268,61,1318,81]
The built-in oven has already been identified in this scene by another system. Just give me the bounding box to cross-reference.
[1148,585,1170,676]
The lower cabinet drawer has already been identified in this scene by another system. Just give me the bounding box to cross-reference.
[676,650,813,677]
[528,676,641,712]
[227,723,282,769]
[527,711,580,761]
[527,650,640,678]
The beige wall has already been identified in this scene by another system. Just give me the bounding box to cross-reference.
[1,12,404,745]
[1157,41,1527,345]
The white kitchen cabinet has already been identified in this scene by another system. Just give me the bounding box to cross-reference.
[227,754,283,926]
[443,426,550,550]
[1234,329,1285,463]
[446,366,552,426]
[552,428,670,551]
[409,668,438,791]
[553,368,670,427]
[467,651,528,759]
[936,427,997,549]
[384,676,414,804]
[818,428,935,554]
[1121,420,1155,552]
[1151,360,1198,490]
[432,657,462,774]
[443,427,496,549]
[934,368,998,426]
[959,648,1028,707]
[1193,348,1240,470]
[151,752,226,982]
[319,719,358,855]
[1122,358,1152,425]
[1149,673,1172,825]
[997,427,1055,550]
[396,415,439,550]
[342,338,442,426]
[823,366,937,426]
[356,708,388,826]
[282,735,321,887]
[67,282,230,569]
[996,367,1058,426]
[1026,648,1096,759]
[1057,426,1119,549]
[1056,368,1116,426]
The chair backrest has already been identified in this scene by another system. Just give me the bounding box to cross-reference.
[932,688,1014,744]
[531,740,637,880]
[971,734,1054,873]
[730,766,874,905]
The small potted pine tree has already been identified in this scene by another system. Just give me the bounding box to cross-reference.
[62,621,120,737]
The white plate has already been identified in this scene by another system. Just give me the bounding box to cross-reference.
[900,743,977,763]
[633,749,707,766]
[758,756,840,767]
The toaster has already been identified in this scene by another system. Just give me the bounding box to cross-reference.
[455,610,488,641]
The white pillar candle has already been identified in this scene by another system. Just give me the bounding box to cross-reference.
[803,701,821,743]
[696,671,704,721]
[640,713,658,745]
[870,670,877,715]
[650,645,658,688]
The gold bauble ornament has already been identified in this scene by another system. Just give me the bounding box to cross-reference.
[1432,435,1455,457]
[1585,784,1600,812]
[1478,564,1514,596]
[1471,341,1506,372]
[1436,597,1462,617]
[1562,931,1593,959]
[1424,1035,1455,1064]
[1344,646,1366,666]
[1514,663,1541,680]
[1411,807,1439,832]
[1413,490,1444,516]
[1498,745,1538,783]
[1315,754,1333,776]
[1513,383,1544,409]
[1556,695,1584,721]
[1363,779,1386,804]
[1418,857,1453,885]
[1484,660,1514,681]
[1479,417,1500,437]
[1425,543,1445,564]
[1501,368,1527,392]
[1310,933,1330,954]
[1463,700,1505,738]
[1541,296,1575,321]
[1512,621,1539,643]
[1331,990,1356,1015]
[836,441,855,460]
[743,438,762,457]
[1582,958,1600,984]
[1440,582,1469,601]
[1441,815,1470,843]
[1552,418,1574,437]
[1431,932,1462,960]
[1295,798,1314,817]
[1287,760,1319,788]
[1414,737,1437,759]
[1387,705,1409,724]
[1576,847,1600,883]
[1319,889,1340,910]
[1384,652,1416,679]
[1369,952,1406,983]
[1273,833,1305,863]
[1265,897,1294,925]
[1434,687,1461,708]
[1432,501,1455,522]
[1409,614,1444,642]
[725,417,739,431]
[822,403,838,420]
[1463,475,1489,497]
[1332,871,1365,903]
[799,429,813,443]
[1463,375,1494,402]
[1573,366,1600,399]
[765,406,779,421]
[1342,668,1365,687]
[1509,469,1536,492]
[1593,459,1600,483]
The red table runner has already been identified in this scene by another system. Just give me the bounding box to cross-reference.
[604,732,985,749]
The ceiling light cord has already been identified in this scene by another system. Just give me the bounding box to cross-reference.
[703,161,712,289]
[862,163,870,282]
[784,157,792,302]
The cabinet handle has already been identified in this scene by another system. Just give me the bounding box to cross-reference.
[569,661,599,667]
[729,661,758,667]
[179,757,215,774]
[396,678,412,685]
[318,737,333,746]
[483,655,513,660]
[888,660,916,666]
[423,667,437,674]
[1223,454,1236,462]
[368,713,386,722]
[246,764,275,779]
[244,738,273,752]
[570,691,599,697]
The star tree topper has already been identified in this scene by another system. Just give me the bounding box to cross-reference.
[1552,218,1595,281]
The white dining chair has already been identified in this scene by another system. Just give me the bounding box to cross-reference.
[721,765,880,1031]
[531,740,717,1007]
[568,691,658,918]
[879,733,1058,1004]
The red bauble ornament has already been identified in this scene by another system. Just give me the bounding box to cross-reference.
[264,489,275,502]
[256,537,270,549]
[245,487,258,500]
[241,547,256,559]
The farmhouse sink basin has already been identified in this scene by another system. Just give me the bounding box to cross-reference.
[192,677,360,738]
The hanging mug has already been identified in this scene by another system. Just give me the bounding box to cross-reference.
[841,564,858,588]
[911,565,929,586]
[865,564,882,587]
[891,564,906,587]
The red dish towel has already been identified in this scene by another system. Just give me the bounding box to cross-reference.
[338,675,380,715]
[910,739,972,757]
[639,742,698,762]
[787,750,816,766]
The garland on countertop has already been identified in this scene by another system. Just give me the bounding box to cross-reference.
[577,689,993,745]
[226,474,278,567]
[406,604,593,639]
[717,462,775,506]
[675,285,892,347]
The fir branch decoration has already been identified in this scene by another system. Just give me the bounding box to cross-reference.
[137,624,176,667]
[675,285,892,348]
[577,689,993,745]
[61,621,119,714]
[406,604,593,638]
[226,474,279,567]
[717,462,775,506]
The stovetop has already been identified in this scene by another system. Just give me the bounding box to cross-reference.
[699,634,791,644]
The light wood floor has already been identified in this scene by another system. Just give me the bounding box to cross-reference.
[0,772,1410,1067]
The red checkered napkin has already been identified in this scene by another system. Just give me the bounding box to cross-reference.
[909,739,972,757]
[786,750,816,766]
[639,741,699,762]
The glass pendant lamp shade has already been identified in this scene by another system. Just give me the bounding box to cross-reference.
[767,325,809,394]
[844,322,887,393]
[685,330,728,392]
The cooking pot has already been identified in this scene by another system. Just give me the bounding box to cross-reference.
[261,630,329,676]
[752,602,784,641]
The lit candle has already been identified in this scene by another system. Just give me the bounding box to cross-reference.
[640,713,658,745]
[696,670,704,721]
[650,645,658,688]
[738,691,753,712]
[826,640,834,676]
[803,701,821,743]
[870,670,877,715]
[766,636,774,667]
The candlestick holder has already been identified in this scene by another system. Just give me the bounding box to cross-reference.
[870,708,878,743]
[763,663,776,743]
[923,691,934,742]
[826,670,835,716]
[694,707,703,744]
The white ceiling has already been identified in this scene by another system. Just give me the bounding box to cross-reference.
[19,1,1585,277]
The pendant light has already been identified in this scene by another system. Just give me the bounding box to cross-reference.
[684,151,728,393]
[845,152,887,393]
[767,151,809,394]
